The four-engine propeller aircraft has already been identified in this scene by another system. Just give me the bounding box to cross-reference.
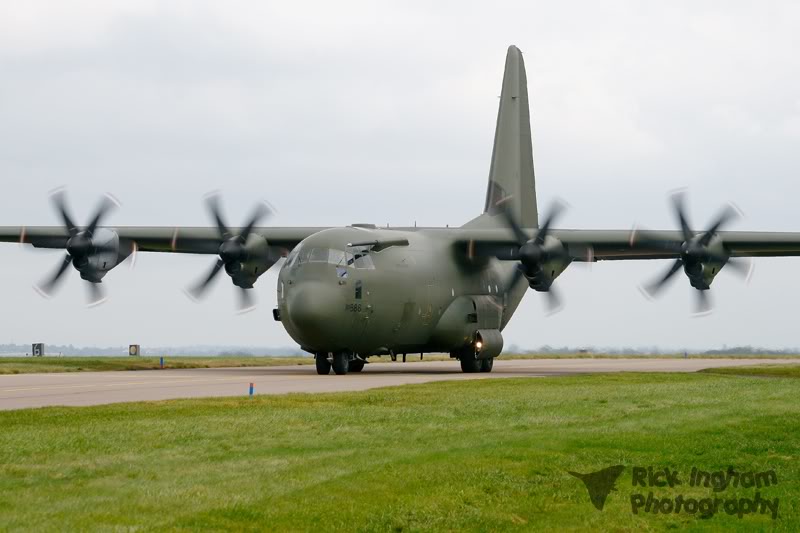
[3,45,800,375]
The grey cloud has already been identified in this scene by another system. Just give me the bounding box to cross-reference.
[0,1,799,348]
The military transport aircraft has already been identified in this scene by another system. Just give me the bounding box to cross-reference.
[3,45,800,375]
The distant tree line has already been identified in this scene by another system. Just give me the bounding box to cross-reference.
[0,343,307,357]
[503,344,800,356]
[0,342,797,357]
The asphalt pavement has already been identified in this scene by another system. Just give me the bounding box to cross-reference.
[0,358,796,411]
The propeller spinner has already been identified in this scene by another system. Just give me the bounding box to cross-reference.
[186,193,274,313]
[34,189,120,306]
[637,191,752,315]
[496,198,572,315]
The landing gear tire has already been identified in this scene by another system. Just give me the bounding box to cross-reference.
[315,353,331,375]
[479,357,494,373]
[332,352,349,375]
[349,359,365,373]
[460,353,481,373]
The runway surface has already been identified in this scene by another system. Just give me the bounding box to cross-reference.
[0,358,797,411]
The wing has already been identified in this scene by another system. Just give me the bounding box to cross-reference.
[6,225,800,259]
[454,228,800,261]
[0,226,327,254]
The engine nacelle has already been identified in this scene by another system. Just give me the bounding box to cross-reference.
[685,236,728,291]
[78,229,127,282]
[523,235,571,291]
[225,233,277,288]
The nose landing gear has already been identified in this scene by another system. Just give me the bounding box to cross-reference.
[316,351,357,375]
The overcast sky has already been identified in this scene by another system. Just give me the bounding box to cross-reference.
[1,1,800,350]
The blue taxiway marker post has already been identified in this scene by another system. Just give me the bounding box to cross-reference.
[160,357,164,369]
[249,383,255,397]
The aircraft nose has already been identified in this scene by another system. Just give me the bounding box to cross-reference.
[284,282,343,348]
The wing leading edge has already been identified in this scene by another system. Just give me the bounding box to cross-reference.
[454,228,800,261]
[6,225,800,259]
[0,226,327,254]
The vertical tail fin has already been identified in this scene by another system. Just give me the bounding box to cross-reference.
[464,45,538,229]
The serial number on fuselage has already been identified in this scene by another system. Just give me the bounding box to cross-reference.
[344,303,363,312]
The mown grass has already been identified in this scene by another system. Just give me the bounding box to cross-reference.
[702,364,800,379]
[0,373,797,531]
[2,353,797,375]
[507,353,800,359]
[0,356,314,375]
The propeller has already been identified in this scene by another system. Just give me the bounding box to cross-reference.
[496,198,571,315]
[637,191,752,315]
[186,193,273,313]
[34,189,119,306]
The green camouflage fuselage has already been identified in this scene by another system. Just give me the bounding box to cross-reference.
[277,227,526,356]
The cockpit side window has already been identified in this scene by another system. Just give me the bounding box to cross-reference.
[344,245,375,270]
[353,254,374,269]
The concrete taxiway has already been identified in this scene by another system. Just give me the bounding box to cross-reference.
[0,358,796,411]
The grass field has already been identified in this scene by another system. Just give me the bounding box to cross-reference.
[0,372,797,531]
[0,356,314,374]
[1,353,798,375]
[702,364,800,379]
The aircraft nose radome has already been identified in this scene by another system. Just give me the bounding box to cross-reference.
[285,283,342,348]
[286,284,328,329]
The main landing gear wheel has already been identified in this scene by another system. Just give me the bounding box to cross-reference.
[479,357,494,373]
[460,353,481,373]
[315,353,331,375]
[349,359,365,373]
[332,352,349,375]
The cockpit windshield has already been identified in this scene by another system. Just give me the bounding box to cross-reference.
[285,245,375,270]
[285,245,301,268]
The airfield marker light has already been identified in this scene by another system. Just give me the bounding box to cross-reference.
[249,383,254,397]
